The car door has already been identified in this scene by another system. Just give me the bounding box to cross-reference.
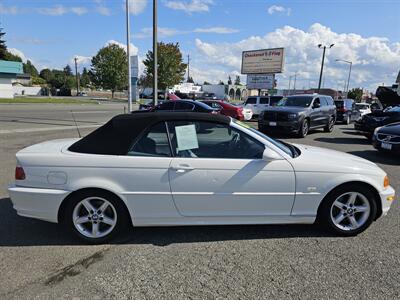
[259,97,270,113]
[309,98,324,127]
[167,120,295,217]
[121,122,176,219]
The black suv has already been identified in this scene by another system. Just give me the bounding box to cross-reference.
[258,94,337,137]
[334,99,361,124]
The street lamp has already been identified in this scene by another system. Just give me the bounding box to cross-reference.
[153,0,158,106]
[335,59,352,93]
[317,44,334,92]
[288,72,298,95]
[125,0,132,112]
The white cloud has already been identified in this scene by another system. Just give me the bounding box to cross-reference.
[0,4,18,14]
[106,40,139,56]
[37,5,88,16]
[71,55,92,66]
[8,48,27,62]
[128,0,148,15]
[136,27,186,39]
[268,5,291,16]
[164,0,213,13]
[194,27,239,34]
[193,23,400,91]
[96,6,111,16]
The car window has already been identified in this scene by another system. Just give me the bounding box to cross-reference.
[320,97,328,106]
[313,98,321,107]
[269,96,283,106]
[167,121,264,159]
[326,97,334,106]
[277,96,313,107]
[334,100,344,108]
[175,102,195,111]
[128,122,171,157]
[156,101,175,111]
[245,97,257,105]
[260,97,269,104]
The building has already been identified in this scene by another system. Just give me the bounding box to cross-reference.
[202,84,247,101]
[0,60,23,98]
[170,82,202,95]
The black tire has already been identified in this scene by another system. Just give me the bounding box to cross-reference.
[317,184,377,236]
[297,118,309,138]
[324,116,335,132]
[63,190,129,244]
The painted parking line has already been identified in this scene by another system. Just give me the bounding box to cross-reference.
[0,124,103,135]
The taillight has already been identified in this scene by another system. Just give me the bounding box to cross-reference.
[15,165,25,180]
[337,108,346,112]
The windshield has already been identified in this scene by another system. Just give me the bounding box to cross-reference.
[232,119,294,157]
[245,97,257,104]
[277,96,313,108]
[356,104,369,109]
[387,106,400,112]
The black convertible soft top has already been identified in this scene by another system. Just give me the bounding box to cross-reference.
[69,112,230,155]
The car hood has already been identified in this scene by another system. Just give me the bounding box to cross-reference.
[289,144,384,175]
[264,106,308,114]
[378,122,400,135]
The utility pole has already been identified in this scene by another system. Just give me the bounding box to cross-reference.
[187,54,190,82]
[74,57,80,96]
[317,44,334,93]
[288,76,292,95]
[153,0,158,106]
[335,59,352,94]
[293,72,298,94]
[126,0,132,112]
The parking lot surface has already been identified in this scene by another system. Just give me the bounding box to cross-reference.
[0,104,399,299]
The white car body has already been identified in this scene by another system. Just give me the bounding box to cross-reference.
[355,103,372,116]
[8,119,395,228]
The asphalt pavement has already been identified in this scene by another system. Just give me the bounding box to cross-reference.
[0,104,399,299]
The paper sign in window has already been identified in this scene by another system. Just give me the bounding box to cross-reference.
[175,124,199,151]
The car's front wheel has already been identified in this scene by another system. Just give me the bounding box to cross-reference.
[64,190,128,244]
[324,116,335,132]
[297,118,309,138]
[318,184,377,236]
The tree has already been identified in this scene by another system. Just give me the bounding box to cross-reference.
[187,76,194,83]
[63,65,73,77]
[203,81,211,85]
[227,75,232,85]
[91,44,128,98]
[143,42,187,92]
[138,74,152,89]
[0,26,7,60]
[23,60,38,77]
[80,67,91,88]
[32,76,46,86]
[4,51,22,62]
[234,75,241,85]
[347,88,363,102]
[40,68,53,83]
[218,80,225,85]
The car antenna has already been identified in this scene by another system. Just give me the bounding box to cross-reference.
[70,110,81,138]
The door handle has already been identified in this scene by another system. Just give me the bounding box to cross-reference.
[170,164,194,173]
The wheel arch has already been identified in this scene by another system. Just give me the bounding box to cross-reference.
[58,187,133,225]
[317,181,382,220]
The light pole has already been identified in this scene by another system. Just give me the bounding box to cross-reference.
[74,57,80,96]
[317,44,334,93]
[335,59,352,93]
[125,0,132,112]
[153,0,158,106]
[293,72,298,93]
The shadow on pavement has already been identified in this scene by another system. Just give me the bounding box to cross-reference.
[314,137,370,145]
[0,197,333,247]
[348,150,400,166]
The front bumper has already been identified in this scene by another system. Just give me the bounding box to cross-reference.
[8,184,70,223]
[379,186,396,216]
[372,139,400,153]
[258,120,300,133]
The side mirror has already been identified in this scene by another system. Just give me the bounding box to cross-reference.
[262,147,283,161]
[313,102,320,109]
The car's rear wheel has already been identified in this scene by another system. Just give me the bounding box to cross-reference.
[318,184,377,236]
[324,116,335,132]
[64,190,128,244]
[297,118,309,138]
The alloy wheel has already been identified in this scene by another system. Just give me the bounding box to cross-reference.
[72,197,117,238]
[330,192,371,231]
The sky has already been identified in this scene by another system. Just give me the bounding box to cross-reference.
[1,0,400,92]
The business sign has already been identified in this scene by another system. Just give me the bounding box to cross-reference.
[246,74,275,89]
[130,55,139,79]
[241,48,285,74]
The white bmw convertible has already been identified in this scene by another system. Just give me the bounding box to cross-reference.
[8,112,395,243]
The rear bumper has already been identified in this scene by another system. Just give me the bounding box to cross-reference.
[379,186,395,216]
[8,184,70,223]
[372,139,400,153]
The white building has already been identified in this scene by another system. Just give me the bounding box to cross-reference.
[0,60,23,99]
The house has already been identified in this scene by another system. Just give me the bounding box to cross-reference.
[0,60,23,98]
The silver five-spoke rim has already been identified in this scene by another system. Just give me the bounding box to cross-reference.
[330,192,370,231]
[302,120,309,136]
[73,197,117,238]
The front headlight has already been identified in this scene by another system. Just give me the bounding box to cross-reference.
[373,126,382,136]
[287,113,298,119]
